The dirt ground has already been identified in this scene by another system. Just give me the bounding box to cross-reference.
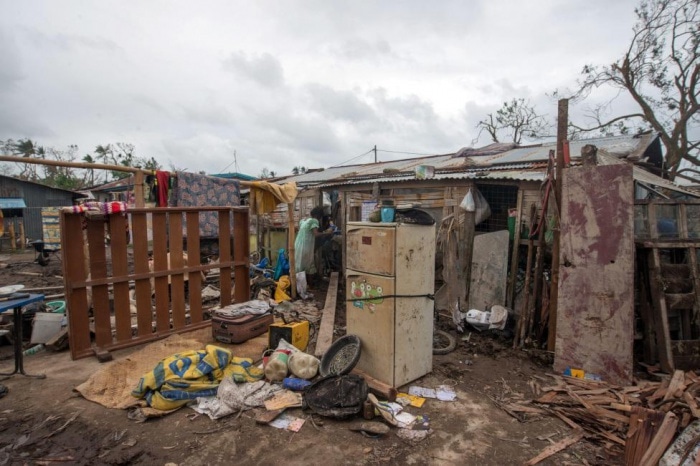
[0,249,619,465]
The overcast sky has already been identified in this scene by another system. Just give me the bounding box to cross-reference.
[0,0,642,178]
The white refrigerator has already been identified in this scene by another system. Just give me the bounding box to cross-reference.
[345,222,436,387]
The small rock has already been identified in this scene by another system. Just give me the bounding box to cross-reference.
[364,447,373,454]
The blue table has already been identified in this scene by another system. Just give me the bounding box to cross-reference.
[0,293,46,379]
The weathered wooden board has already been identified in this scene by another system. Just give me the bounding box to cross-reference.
[554,164,634,385]
[468,230,510,310]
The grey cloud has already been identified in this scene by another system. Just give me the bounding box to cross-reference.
[180,103,236,128]
[0,31,24,87]
[302,83,377,124]
[332,38,396,61]
[222,51,285,88]
[369,88,439,123]
[20,27,120,52]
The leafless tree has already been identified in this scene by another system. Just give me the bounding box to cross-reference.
[571,0,699,180]
[475,98,550,145]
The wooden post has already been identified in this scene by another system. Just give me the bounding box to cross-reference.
[18,219,25,249]
[8,221,15,250]
[133,171,145,208]
[287,202,297,299]
[463,210,476,306]
[507,189,524,307]
[547,98,568,351]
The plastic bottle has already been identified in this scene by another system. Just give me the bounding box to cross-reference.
[282,377,312,391]
[264,349,291,382]
[23,344,45,356]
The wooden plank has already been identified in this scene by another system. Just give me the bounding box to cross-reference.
[233,209,250,304]
[554,164,635,385]
[662,370,686,401]
[132,212,153,336]
[524,429,584,465]
[648,248,674,373]
[62,212,91,360]
[637,255,658,365]
[218,210,232,306]
[87,218,112,347]
[638,411,678,466]
[351,368,398,402]
[109,214,132,342]
[169,212,186,329]
[507,188,524,308]
[688,246,700,339]
[152,212,170,333]
[186,212,203,323]
[314,272,339,357]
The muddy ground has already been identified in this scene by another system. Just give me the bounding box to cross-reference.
[0,249,619,465]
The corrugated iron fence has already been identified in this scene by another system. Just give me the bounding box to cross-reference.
[61,206,250,360]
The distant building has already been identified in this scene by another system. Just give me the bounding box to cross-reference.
[0,174,84,247]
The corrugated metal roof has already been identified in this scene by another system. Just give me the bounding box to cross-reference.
[283,133,661,188]
[0,198,27,209]
[596,151,696,197]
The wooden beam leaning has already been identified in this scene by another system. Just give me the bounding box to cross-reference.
[315,272,339,358]
[109,213,131,342]
[86,217,111,348]
[186,211,203,323]
[61,211,91,359]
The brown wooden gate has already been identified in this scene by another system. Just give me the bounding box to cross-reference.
[60,206,250,360]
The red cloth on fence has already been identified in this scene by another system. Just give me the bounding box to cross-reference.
[156,171,170,207]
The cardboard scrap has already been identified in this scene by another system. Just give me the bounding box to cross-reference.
[264,391,302,411]
[397,392,426,408]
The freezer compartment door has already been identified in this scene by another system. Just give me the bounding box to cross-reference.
[346,272,396,386]
[346,225,395,276]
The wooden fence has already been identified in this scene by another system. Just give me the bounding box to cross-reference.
[61,206,250,360]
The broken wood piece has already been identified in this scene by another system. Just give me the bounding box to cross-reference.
[638,411,679,466]
[254,408,286,424]
[351,368,397,402]
[662,370,687,402]
[683,391,700,418]
[610,402,632,413]
[263,391,302,410]
[524,429,585,465]
[535,391,559,404]
[45,328,69,351]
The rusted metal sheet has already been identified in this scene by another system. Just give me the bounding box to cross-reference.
[553,164,634,385]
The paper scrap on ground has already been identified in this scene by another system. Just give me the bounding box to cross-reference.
[408,385,457,401]
[408,386,436,399]
[395,412,417,428]
[269,412,305,432]
[397,392,426,408]
[436,385,457,401]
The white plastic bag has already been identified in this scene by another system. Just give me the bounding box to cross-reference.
[296,271,313,300]
[459,188,491,225]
